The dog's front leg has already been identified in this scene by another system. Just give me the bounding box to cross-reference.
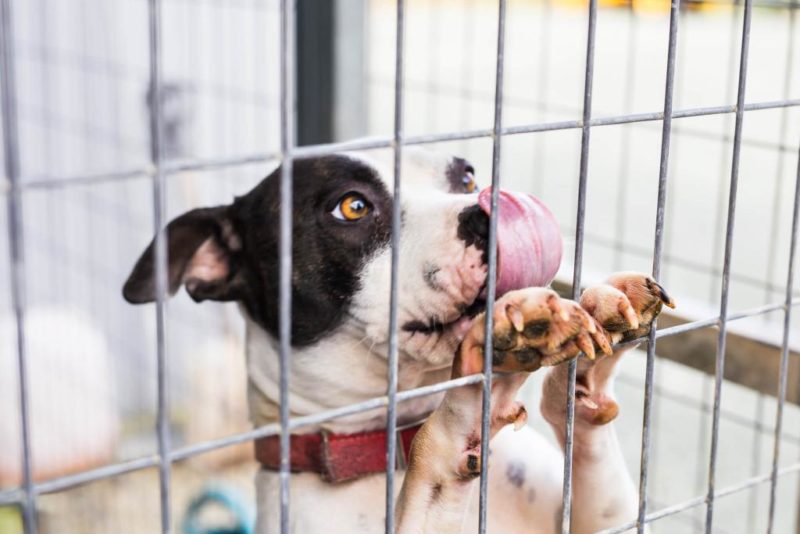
[397,288,609,534]
[541,272,674,533]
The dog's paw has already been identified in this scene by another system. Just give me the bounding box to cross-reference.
[541,334,628,428]
[420,288,609,470]
[542,350,622,427]
[542,272,675,427]
[457,288,611,377]
[581,271,675,344]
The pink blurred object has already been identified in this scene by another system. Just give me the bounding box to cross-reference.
[478,187,563,294]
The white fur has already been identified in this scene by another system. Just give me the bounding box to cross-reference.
[246,150,487,432]
[255,427,568,534]
[237,149,638,532]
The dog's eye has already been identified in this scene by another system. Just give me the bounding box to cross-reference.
[462,171,477,194]
[332,193,371,221]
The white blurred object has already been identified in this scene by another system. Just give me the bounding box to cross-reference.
[0,308,119,485]
[182,333,250,467]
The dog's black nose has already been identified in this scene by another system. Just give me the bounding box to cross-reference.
[457,204,489,250]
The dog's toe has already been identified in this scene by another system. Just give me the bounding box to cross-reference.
[581,272,674,344]
[480,288,604,374]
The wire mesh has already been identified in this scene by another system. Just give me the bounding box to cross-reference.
[384,0,405,530]
[1,0,800,533]
[145,0,172,531]
[705,0,754,530]
[0,0,35,531]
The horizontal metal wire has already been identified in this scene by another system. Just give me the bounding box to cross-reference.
[10,98,800,192]
[568,229,800,298]
[2,297,798,507]
[5,3,799,533]
[0,373,484,506]
[615,372,800,445]
[597,461,800,534]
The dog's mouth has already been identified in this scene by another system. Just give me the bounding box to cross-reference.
[402,296,487,336]
[400,188,563,341]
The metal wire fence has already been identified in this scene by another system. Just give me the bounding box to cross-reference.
[1,0,800,533]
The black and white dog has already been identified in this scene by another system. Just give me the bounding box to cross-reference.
[124,149,673,533]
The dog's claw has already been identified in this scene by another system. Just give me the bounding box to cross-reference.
[576,331,596,360]
[512,405,528,431]
[654,280,676,309]
[547,294,569,322]
[577,395,598,410]
[591,320,613,355]
[619,298,639,331]
[582,309,597,334]
[507,303,525,333]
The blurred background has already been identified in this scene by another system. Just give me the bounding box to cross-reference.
[1,0,799,532]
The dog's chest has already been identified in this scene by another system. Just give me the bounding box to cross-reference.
[254,427,565,533]
[245,321,450,431]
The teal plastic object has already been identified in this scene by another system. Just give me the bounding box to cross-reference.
[182,485,255,534]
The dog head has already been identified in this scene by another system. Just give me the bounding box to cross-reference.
[123,149,562,366]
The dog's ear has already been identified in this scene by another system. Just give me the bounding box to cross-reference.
[123,205,245,304]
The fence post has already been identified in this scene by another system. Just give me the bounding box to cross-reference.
[296,0,366,146]
[0,0,36,531]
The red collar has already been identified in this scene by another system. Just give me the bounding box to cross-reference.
[255,422,423,483]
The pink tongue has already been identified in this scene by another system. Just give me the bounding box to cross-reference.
[478,187,563,295]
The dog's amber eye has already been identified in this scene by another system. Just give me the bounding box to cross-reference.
[462,172,477,193]
[332,193,370,221]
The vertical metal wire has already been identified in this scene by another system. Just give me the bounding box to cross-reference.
[705,0,753,530]
[146,0,171,531]
[458,0,477,143]
[759,18,797,526]
[660,3,689,290]
[746,395,765,532]
[278,0,295,532]
[635,1,680,530]
[384,0,405,531]
[478,1,507,531]
[766,144,800,534]
[425,0,440,133]
[612,4,638,273]
[532,0,552,193]
[709,0,742,306]
[562,0,598,530]
[0,1,36,532]
[762,3,796,309]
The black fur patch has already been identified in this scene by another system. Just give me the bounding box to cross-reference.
[423,262,442,291]
[430,483,443,502]
[493,329,518,352]
[445,157,477,194]
[491,351,507,366]
[514,349,541,369]
[505,461,526,488]
[456,204,489,259]
[523,319,550,338]
[123,155,393,346]
[467,454,479,472]
[232,156,392,345]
